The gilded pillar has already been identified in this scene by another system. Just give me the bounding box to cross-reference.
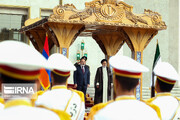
[123,27,158,100]
[48,23,84,57]
[92,31,125,65]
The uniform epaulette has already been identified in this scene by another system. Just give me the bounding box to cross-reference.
[31,90,45,106]
[36,90,45,96]
[51,108,71,120]
[88,100,113,120]
[0,97,4,104]
[143,97,155,103]
[69,88,85,102]
[143,100,162,120]
[175,96,180,101]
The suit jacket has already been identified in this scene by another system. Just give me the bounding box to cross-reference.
[73,65,90,86]
[94,66,112,104]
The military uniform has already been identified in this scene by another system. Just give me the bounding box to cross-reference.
[0,97,4,111]
[147,93,179,120]
[94,96,161,120]
[36,53,85,120]
[146,62,180,120]
[88,55,161,120]
[0,103,3,111]
[36,86,85,120]
[173,105,180,120]
[0,41,60,120]
[0,99,60,120]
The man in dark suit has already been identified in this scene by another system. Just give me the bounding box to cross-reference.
[74,56,90,97]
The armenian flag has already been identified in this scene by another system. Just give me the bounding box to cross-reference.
[38,33,51,90]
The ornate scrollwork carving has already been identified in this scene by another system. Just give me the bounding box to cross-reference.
[93,3,124,22]
[47,0,166,30]
[50,4,77,20]
[24,18,42,26]
[64,4,76,9]
[125,11,148,25]
[69,8,94,20]
[144,9,166,26]
[56,8,64,15]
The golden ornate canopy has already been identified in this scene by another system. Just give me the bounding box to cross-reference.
[20,0,166,54]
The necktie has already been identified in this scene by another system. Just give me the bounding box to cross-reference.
[82,66,85,74]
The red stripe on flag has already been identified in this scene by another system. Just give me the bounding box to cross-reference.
[44,35,49,56]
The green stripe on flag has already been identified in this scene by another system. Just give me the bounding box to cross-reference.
[151,40,161,97]
[153,42,160,69]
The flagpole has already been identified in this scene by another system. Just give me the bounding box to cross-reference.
[151,72,155,97]
[151,39,159,98]
[59,0,62,5]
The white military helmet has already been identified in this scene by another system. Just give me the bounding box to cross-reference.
[153,62,180,84]
[109,55,149,79]
[0,40,47,80]
[47,53,76,77]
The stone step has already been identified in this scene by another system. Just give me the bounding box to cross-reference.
[171,94,180,97]
[142,91,151,94]
[142,96,151,100]
[171,92,180,94]
[142,93,151,96]
[172,87,180,90]
[142,87,150,90]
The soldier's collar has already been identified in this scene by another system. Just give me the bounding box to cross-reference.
[156,92,172,97]
[51,85,67,90]
[115,95,136,101]
[0,97,4,104]
[4,99,32,109]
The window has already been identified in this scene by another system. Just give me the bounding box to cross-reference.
[0,7,28,43]
[41,9,53,19]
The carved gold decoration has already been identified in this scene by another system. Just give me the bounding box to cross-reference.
[51,5,65,19]
[48,23,84,56]
[69,8,93,20]
[56,8,64,15]
[50,4,78,20]
[24,18,42,26]
[117,1,133,12]
[64,4,76,9]
[93,30,125,56]
[144,9,166,26]
[123,27,158,52]
[94,3,124,22]
[103,0,116,4]
[47,0,166,30]
[125,11,147,25]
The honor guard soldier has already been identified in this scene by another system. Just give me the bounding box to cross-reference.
[36,53,85,120]
[0,41,60,120]
[146,62,180,120]
[0,77,4,111]
[0,97,4,111]
[88,55,161,120]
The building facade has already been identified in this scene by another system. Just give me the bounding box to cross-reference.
[0,0,179,88]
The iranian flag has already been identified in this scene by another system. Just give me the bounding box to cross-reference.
[151,40,161,97]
